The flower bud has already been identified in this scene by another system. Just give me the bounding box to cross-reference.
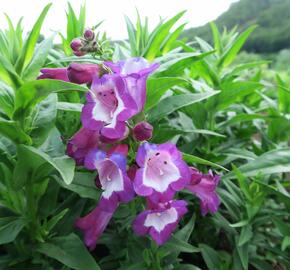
[84,28,95,41]
[70,38,83,52]
[133,121,153,141]
[67,63,100,84]
[38,68,69,81]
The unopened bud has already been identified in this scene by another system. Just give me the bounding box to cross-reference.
[84,28,95,41]
[70,38,83,52]
[133,121,153,141]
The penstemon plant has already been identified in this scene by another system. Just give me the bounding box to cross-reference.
[38,29,220,250]
[0,3,290,270]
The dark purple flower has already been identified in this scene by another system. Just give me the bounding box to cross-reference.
[75,203,117,250]
[133,200,187,245]
[84,28,95,41]
[81,74,137,141]
[66,127,103,166]
[38,68,69,81]
[106,58,159,113]
[133,121,153,141]
[134,142,190,203]
[187,168,220,216]
[84,147,135,210]
[67,63,100,84]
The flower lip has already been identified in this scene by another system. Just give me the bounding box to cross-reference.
[84,148,135,208]
[81,74,137,140]
[134,142,190,202]
[133,200,188,245]
[187,167,220,216]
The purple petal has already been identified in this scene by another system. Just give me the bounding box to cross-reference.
[75,202,117,250]
[38,68,69,81]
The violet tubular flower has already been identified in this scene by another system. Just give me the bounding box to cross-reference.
[66,127,103,166]
[84,147,135,210]
[67,63,100,84]
[106,57,159,113]
[75,204,116,251]
[133,200,188,245]
[134,142,190,203]
[81,74,137,141]
[187,168,220,216]
[38,68,69,81]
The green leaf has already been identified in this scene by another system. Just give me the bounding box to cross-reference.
[224,148,290,179]
[277,74,290,114]
[55,172,101,200]
[210,22,222,55]
[57,102,83,112]
[147,91,220,122]
[272,217,290,236]
[13,145,75,189]
[143,11,185,60]
[219,25,257,68]
[37,233,100,270]
[282,236,290,251]
[0,217,25,244]
[13,80,87,120]
[163,235,199,253]
[238,225,253,246]
[199,244,221,270]
[155,51,214,77]
[145,77,187,111]
[236,241,249,270]
[15,4,52,73]
[0,81,14,118]
[29,94,57,146]
[183,153,228,171]
[22,35,54,81]
[0,118,31,144]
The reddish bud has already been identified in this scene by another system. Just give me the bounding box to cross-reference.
[133,121,153,141]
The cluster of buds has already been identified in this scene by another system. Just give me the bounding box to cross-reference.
[70,28,103,57]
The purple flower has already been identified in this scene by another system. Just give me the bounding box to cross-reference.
[133,200,187,245]
[81,74,137,141]
[75,203,117,250]
[67,63,100,84]
[106,58,159,113]
[134,142,190,203]
[133,121,153,141]
[66,127,103,166]
[38,68,69,81]
[187,168,220,216]
[84,146,135,210]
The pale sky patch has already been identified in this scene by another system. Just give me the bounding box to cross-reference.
[0,0,238,40]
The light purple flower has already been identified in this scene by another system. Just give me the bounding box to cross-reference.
[81,74,137,141]
[67,63,100,84]
[75,203,117,250]
[66,127,103,166]
[187,168,220,216]
[38,68,69,81]
[84,146,135,210]
[134,142,190,203]
[133,200,187,245]
[106,57,159,113]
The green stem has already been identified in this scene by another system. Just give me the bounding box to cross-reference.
[25,172,38,241]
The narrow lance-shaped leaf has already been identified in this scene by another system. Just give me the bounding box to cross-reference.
[15,4,52,73]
